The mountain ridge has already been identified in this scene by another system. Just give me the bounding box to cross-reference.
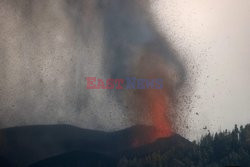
[0,124,191,167]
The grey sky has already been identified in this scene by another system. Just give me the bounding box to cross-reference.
[1,0,249,141]
[151,0,250,140]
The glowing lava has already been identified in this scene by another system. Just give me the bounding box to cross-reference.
[130,53,180,147]
[147,89,172,141]
[132,88,173,147]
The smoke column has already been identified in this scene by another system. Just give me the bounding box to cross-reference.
[101,0,187,145]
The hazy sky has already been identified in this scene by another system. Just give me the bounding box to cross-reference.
[1,0,250,141]
[151,0,250,139]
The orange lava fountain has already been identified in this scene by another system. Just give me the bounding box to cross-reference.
[147,89,172,140]
[130,53,178,147]
[132,88,173,147]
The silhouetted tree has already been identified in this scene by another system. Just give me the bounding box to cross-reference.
[118,124,250,167]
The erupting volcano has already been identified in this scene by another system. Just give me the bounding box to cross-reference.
[146,89,173,140]
[99,0,187,148]
[132,88,173,147]
[130,53,181,147]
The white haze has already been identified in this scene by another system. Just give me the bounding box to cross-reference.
[151,0,250,140]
